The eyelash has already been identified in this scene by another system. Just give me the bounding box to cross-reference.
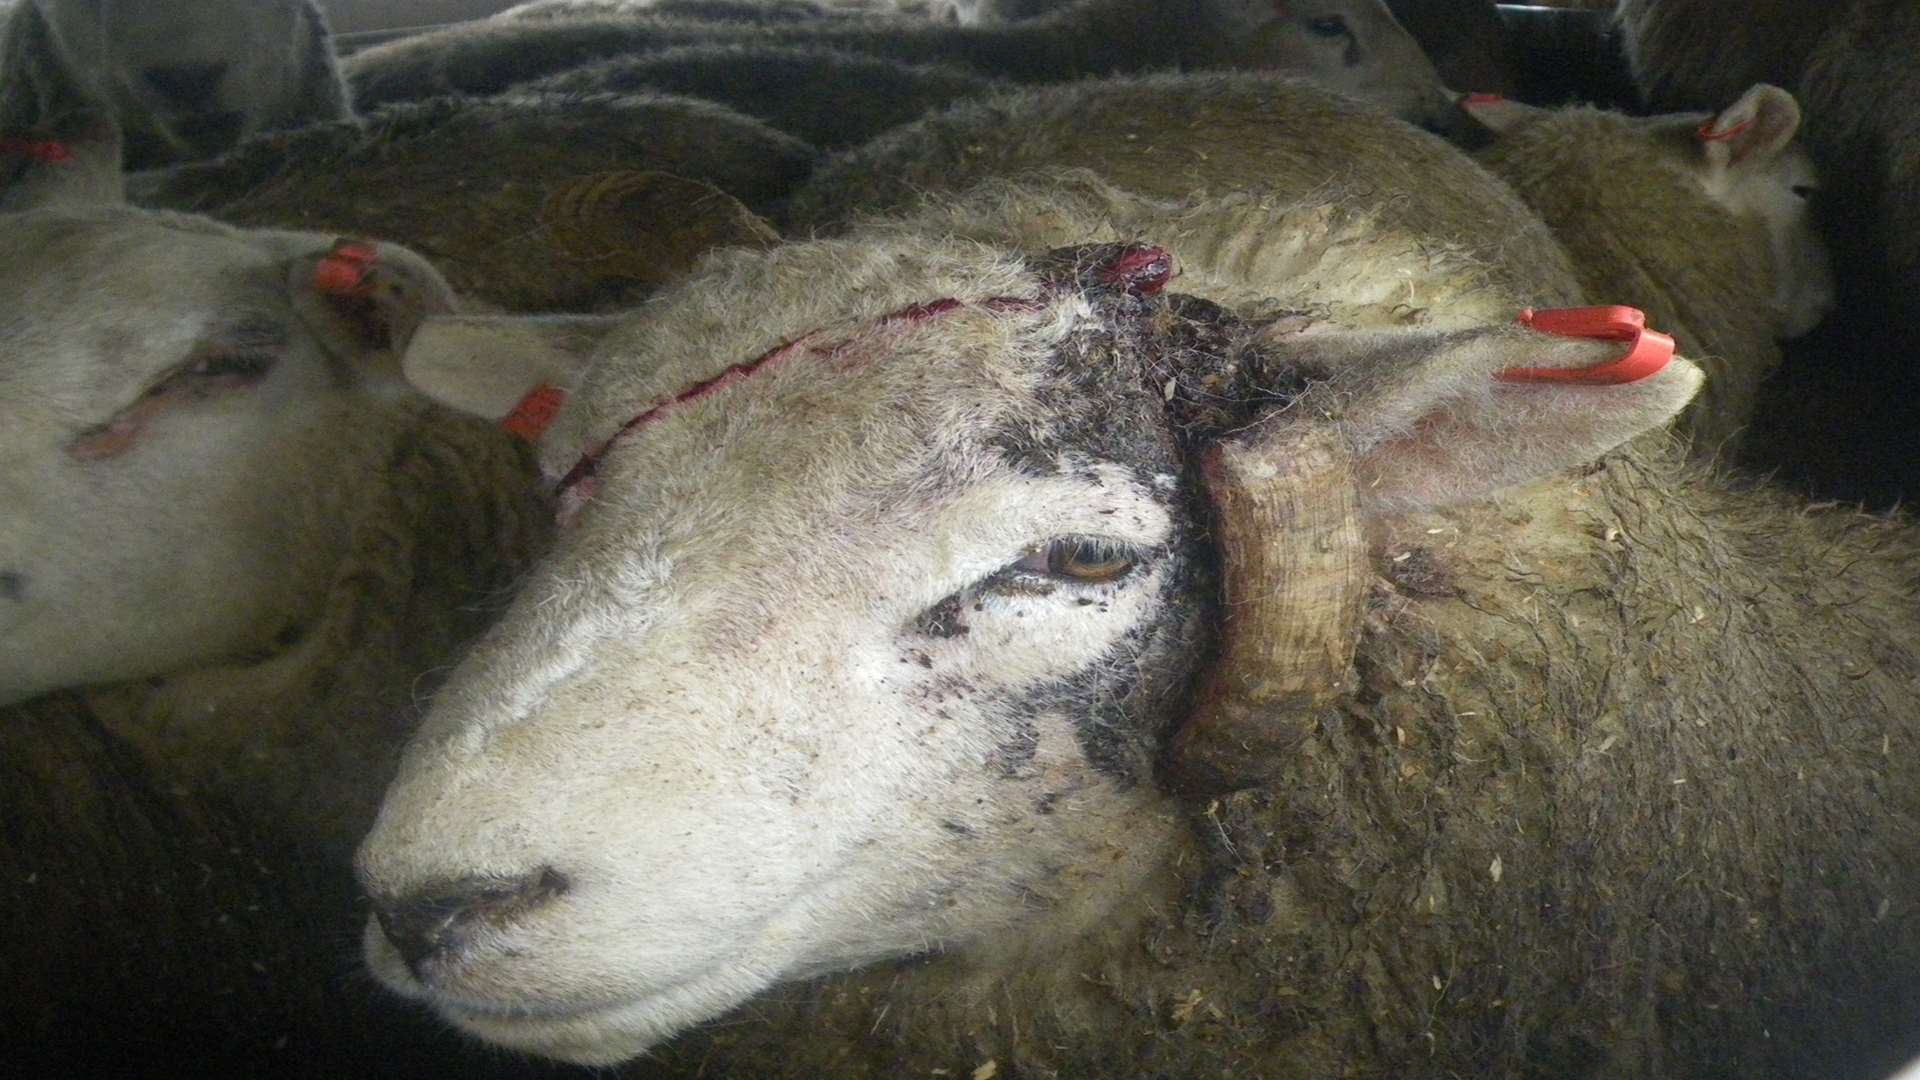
[1002,536,1142,587]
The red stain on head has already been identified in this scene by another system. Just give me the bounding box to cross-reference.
[314,241,379,296]
[551,292,1051,526]
[1095,245,1175,296]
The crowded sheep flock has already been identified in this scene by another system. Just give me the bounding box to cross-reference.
[5,0,1920,1075]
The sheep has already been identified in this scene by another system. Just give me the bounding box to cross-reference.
[1383,0,1517,96]
[515,45,1003,150]
[0,192,553,855]
[1465,86,1834,453]
[341,0,1474,143]
[0,0,122,210]
[131,91,803,313]
[1,0,353,170]
[1614,0,1920,505]
[1615,0,1920,307]
[348,171,1920,1077]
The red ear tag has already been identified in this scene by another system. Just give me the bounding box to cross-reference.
[1499,306,1677,385]
[1697,117,1755,143]
[313,241,380,296]
[0,139,73,163]
[501,383,567,442]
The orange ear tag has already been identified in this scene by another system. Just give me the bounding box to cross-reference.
[0,139,72,162]
[502,384,567,442]
[1499,306,1677,385]
[313,241,380,295]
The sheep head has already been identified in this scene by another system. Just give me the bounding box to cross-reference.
[1467,84,1834,340]
[1197,0,1481,144]
[0,0,122,211]
[0,207,459,705]
[23,0,351,168]
[355,229,1700,1064]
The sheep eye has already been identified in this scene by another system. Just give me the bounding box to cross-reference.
[147,350,275,397]
[1306,14,1349,37]
[1011,537,1138,584]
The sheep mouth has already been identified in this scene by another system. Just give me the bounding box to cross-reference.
[430,974,766,1067]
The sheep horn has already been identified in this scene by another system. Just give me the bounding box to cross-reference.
[1164,418,1366,795]
[539,170,778,288]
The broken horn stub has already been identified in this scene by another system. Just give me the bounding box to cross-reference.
[1164,420,1366,796]
[1034,243,1176,300]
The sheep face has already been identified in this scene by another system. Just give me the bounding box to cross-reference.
[1469,84,1836,341]
[37,0,346,166]
[1198,0,1461,134]
[357,227,1703,1065]
[357,241,1213,1064]
[0,207,453,704]
[1685,85,1835,337]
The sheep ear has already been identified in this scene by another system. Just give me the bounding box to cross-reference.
[288,238,460,384]
[1165,307,1700,795]
[0,1,124,211]
[1698,83,1801,172]
[400,314,621,429]
[1296,308,1704,511]
[1457,92,1545,136]
[293,0,355,122]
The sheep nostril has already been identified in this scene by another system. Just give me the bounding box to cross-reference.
[370,867,569,977]
[0,572,23,603]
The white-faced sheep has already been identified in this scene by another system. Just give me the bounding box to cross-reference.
[1614,0,1920,506]
[0,0,121,209]
[1614,0,1920,293]
[350,173,1920,1078]
[0,190,551,855]
[133,90,804,312]
[1465,85,1834,453]
[0,0,353,169]
[343,0,1477,143]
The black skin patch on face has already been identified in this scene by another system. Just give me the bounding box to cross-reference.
[916,596,969,639]
[981,296,1232,784]
[0,571,23,603]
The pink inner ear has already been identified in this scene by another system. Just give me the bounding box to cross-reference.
[1697,117,1755,143]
